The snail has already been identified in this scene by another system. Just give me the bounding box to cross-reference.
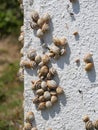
[42,54,50,64]
[27,49,36,60]
[39,65,49,76]
[56,87,64,94]
[30,21,38,29]
[53,37,67,46]
[73,31,78,36]
[35,55,41,64]
[32,96,39,104]
[41,81,47,90]
[45,101,52,108]
[36,89,44,96]
[93,120,98,130]
[26,111,34,122]
[38,95,45,102]
[24,123,32,130]
[84,53,93,63]
[85,63,93,71]
[31,11,39,22]
[44,91,51,100]
[51,96,58,104]
[47,80,57,89]
[37,18,44,27]
[82,115,90,123]
[36,29,44,38]
[38,102,46,110]
[42,13,50,23]
[42,23,49,32]
[85,121,94,130]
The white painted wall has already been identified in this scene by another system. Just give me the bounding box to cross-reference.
[23,0,98,130]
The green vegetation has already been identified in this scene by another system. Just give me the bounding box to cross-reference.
[0,0,23,36]
[0,61,23,130]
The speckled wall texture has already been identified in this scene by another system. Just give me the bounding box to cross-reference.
[23,0,98,130]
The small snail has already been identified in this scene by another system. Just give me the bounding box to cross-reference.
[36,89,44,96]
[45,101,52,108]
[42,54,50,64]
[37,29,44,38]
[56,87,64,94]
[42,23,49,32]
[31,11,39,22]
[73,31,78,36]
[93,120,98,130]
[82,115,90,123]
[24,123,32,130]
[37,18,44,27]
[44,91,51,100]
[26,111,34,122]
[42,13,50,23]
[85,121,94,130]
[38,102,46,110]
[85,63,93,71]
[47,80,57,89]
[51,96,58,104]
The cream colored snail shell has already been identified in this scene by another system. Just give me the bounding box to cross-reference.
[60,37,67,46]
[41,81,47,90]
[36,89,44,96]
[24,123,32,130]
[39,95,45,102]
[37,29,44,38]
[37,18,44,27]
[85,121,94,130]
[18,33,24,42]
[42,23,49,32]
[44,91,51,100]
[26,111,34,122]
[31,127,38,130]
[39,65,49,76]
[38,102,46,110]
[31,11,39,22]
[50,45,60,55]
[53,37,61,46]
[50,91,57,96]
[20,25,24,32]
[43,13,50,23]
[47,80,57,89]
[45,101,52,108]
[84,53,93,63]
[42,54,50,64]
[56,87,64,94]
[85,63,93,71]
[82,115,90,123]
[27,49,36,60]
[93,120,98,130]
[30,22,38,29]
[35,55,41,64]
[51,96,58,104]
[49,67,57,75]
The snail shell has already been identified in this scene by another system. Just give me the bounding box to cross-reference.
[35,55,41,64]
[41,81,47,90]
[42,54,50,64]
[50,45,60,55]
[39,95,45,102]
[31,11,39,22]
[45,101,52,108]
[39,66,49,76]
[38,61,44,67]
[37,29,44,38]
[30,21,38,29]
[42,23,49,32]
[26,111,34,122]
[50,91,57,96]
[60,37,67,46]
[85,121,94,130]
[47,72,53,80]
[47,80,57,89]
[32,96,39,104]
[36,89,44,96]
[18,33,24,42]
[53,37,61,46]
[49,67,57,75]
[44,91,51,100]
[73,31,78,35]
[56,87,64,94]
[31,127,38,130]
[43,13,50,23]
[85,63,93,71]
[51,96,58,104]
[24,123,32,130]
[37,18,44,27]
[20,25,24,32]
[84,53,93,63]
[48,52,55,58]
[27,49,36,60]
[93,120,98,130]
[35,80,41,90]
[38,102,46,110]
[20,61,33,68]
[82,115,90,123]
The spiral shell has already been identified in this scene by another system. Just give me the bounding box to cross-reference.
[56,87,64,94]
[47,72,53,80]
[49,67,57,75]
[44,91,51,100]
[85,121,94,130]
[36,89,44,96]
[43,13,50,23]
[93,120,98,130]
[53,37,61,46]
[37,29,44,38]
[41,81,47,90]
[47,80,57,89]
[26,111,34,122]
[32,96,39,104]
[42,54,50,64]
[24,123,32,130]
[84,53,93,63]
[42,23,49,32]
[38,102,46,110]
[85,63,93,71]
[35,55,41,64]
[27,49,36,60]
[51,96,57,104]
[82,115,90,123]
[30,22,38,29]
[45,101,52,108]
[50,45,60,55]
[39,96,45,102]
[31,127,38,130]
[37,18,44,27]
[31,11,39,22]
[39,66,49,76]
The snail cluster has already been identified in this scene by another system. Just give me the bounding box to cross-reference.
[30,11,50,38]
[83,53,93,71]
[83,115,98,130]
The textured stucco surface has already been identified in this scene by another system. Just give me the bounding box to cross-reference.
[23,0,98,130]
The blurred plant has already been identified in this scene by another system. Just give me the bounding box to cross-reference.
[0,0,23,37]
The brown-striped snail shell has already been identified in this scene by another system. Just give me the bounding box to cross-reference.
[20,60,35,68]
[32,96,39,104]
[42,23,49,32]
[84,53,93,63]
[45,101,52,108]
[42,54,50,64]
[35,55,41,64]
[51,96,58,104]
[47,80,57,89]
[24,123,32,130]
[85,63,93,71]
[93,120,98,130]
[43,13,50,23]
[37,29,44,38]
[30,21,38,29]
[37,18,44,27]
[47,72,53,80]
[82,115,90,123]
[38,61,44,67]
[31,127,38,130]
[53,37,61,46]
[41,81,47,90]
[44,91,51,100]
[50,45,60,55]
[38,102,46,110]
[85,121,94,130]
[31,11,39,22]
[27,49,36,60]
[39,65,49,76]
[26,111,34,122]
[38,95,45,102]
[36,89,44,96]
[49,67,57,75]
[56,87,64,94]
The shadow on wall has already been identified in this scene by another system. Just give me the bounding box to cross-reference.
[72,0,80,14]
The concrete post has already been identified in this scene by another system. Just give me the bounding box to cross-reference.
[23,0,98,130]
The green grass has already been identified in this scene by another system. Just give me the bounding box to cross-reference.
[0,61,23,130]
